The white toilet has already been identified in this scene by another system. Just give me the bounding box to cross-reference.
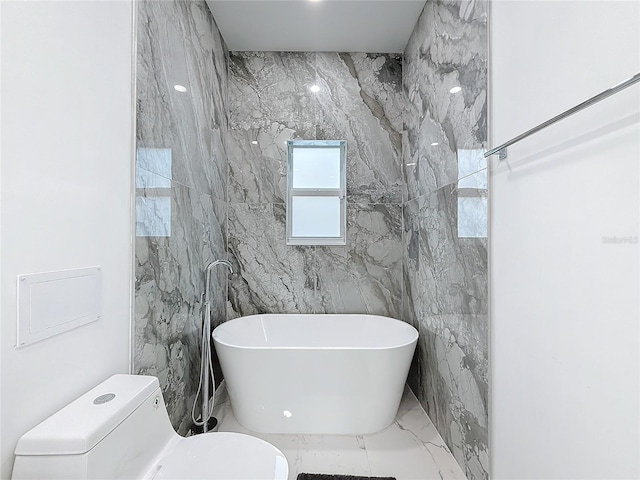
[12,374,288,479]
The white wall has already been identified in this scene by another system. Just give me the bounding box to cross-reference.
[0,1,134,478]
[490,1,639,479]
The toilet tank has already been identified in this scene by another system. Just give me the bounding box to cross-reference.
[12,375,179,480]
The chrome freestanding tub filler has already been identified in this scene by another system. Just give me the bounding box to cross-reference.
[212,314,418,434]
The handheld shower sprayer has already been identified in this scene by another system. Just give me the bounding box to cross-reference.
[191,259,234,434]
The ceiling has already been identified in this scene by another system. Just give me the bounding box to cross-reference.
[205,1,427,53]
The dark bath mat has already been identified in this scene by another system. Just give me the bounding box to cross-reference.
[297,475,396,480]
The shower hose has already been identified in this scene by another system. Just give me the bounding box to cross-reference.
[191,300,215,428]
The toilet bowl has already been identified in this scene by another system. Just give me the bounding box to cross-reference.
[11,375,288,480]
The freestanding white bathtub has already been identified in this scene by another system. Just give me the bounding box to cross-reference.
[212,314,418,435]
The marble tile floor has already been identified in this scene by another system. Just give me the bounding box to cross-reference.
[212,385,467,480]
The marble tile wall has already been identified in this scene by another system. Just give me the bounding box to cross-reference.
[134,0,229,434]
[227,52,404,319]
[403,1,489,479]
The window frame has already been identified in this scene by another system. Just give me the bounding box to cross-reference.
[286,139,347,246]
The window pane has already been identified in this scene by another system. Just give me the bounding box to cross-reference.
[292,147,341,189]
[136,196,171,237]
[291,196,341,238]
[457,149,487,189]
[458,196,488,238]
[136,147,172,188]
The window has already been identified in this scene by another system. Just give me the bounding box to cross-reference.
[286,140,346,245]
[457,148,487,238]
[135,147,172,237]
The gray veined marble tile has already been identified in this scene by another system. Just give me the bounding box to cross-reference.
[315,53,403,204]
[181,0,227,131]
[135,182,226,434]
[135,0,229,436]
[412,315,489,480]
[227,124,315,204]
[228,51,404,206]
[343,53,404,133]
[227,203,321,318]
[207,196,230,334]
[404,0,488,196]
[406,0,488,129]
[418,112,459,196]
[315,204,403,318]
[418,184,488,316]
[228,51,318,204]
[226,50,405,323]
[403,2,488,478]
[136,0,227,198]
[402,197,421,326]
[402,55,422,203]
[228,51,317,131]
[402,127,420,203]
[416,113,489,197]
[209,15,229,131]
[403,189,488,479]
[402,200,423,396]
[210,126,229,201]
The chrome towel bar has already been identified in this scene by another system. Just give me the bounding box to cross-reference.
[485,72,640,160]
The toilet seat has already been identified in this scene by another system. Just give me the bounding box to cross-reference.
[152,432,288,480]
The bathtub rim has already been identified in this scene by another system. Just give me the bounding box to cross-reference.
[212,313,419,351]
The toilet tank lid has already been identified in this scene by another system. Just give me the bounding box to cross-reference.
[15,375,160,456]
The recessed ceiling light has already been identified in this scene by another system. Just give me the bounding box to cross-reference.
[174,84,187,92]
[449,86,462,94]
[406,162,417,167]
[251,140,258,145]
[430,142,439,146]
[310,85,320,93]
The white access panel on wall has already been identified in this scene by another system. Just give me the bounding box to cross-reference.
[16,267,102,348]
